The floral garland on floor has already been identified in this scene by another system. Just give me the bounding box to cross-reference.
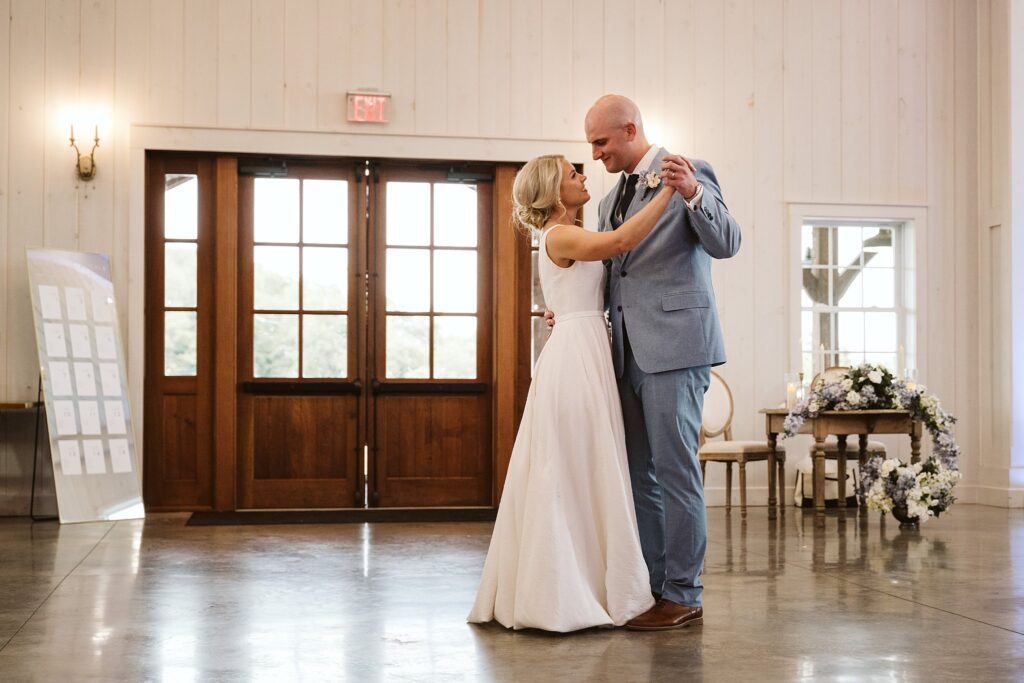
[782,363,961,522]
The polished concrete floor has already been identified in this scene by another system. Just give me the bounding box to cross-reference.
[1,505,1023,682]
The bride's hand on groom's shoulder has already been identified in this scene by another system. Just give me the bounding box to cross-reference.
[660,154,699,200]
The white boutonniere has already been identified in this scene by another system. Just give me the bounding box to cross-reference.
[637,170,661,199]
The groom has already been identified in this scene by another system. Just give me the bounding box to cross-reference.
[586,94,741,629]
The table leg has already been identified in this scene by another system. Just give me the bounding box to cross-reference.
[858,434,869,514]
[813,436,826,527]
[837,434,848,523]
[767,432,778,520]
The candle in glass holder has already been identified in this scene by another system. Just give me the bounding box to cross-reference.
[786,382,797,409]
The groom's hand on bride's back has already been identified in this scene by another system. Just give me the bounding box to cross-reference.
[544,310,555,331]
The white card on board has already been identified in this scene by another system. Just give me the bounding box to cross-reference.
[44,323,68,358]
[82,439,106,474]
[109,439,132,473]
[39,285,63,319]
[65,287,88,321]
[78,401,101,435]
[48,361,74,396]
[99,363,122,397]
[54,400,77,435]
[104,401,127,435]
[94,326,117,360]
[58,441,83,476]
[73,362,97,397]
[69,324,92,358]
[91,291,113,322]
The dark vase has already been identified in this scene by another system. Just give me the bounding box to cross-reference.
[891,504,919,528]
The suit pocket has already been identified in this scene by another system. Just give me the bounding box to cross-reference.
[661,291,710,311]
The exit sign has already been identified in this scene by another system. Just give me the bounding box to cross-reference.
[347,91,390,123]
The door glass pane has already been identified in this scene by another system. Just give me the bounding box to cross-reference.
[165,311,197,376]
[254,178,300,243]
[386,182,430,246]
[254,246,299,310]
[434,316,476,378]
[386,248,430,311]
[386,315,429,378]
[531,251,546,312]
[303,179,347,245]
[433,184,477,247]
[303,247,348,310]
[303,315,347,378]
[165,243,197,308]
[531,316,548,371]
[164,174,198,239]
[433,250,477,313]
[254,314,298,377]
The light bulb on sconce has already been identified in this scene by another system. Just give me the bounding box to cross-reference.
[69,124,100,181]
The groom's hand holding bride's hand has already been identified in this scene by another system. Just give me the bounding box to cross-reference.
[661,154,700,202]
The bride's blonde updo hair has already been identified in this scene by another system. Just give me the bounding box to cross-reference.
[512,154,566,233]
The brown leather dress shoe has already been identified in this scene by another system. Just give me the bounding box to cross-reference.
[625,599,703,631]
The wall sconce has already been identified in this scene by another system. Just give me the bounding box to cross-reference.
[69,125,100,181]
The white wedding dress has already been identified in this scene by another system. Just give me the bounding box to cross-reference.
[467,225,654,632]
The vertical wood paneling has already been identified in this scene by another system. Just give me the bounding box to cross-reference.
[783,0,814,200]
[507,0,541,140]
[382,0,416,134]
[693,0,724,163]
[752,0,787,496]
[601,0,633,96]
[148,0,184,124]
[661,0,695,154]
[350,0,382,89]
[812,0,842,200]
[720,0,756,439]
[869,0,899,201]
[540,0,572,139]
[413,0,445,135]
[446,0,479,136]
[633,0,664,146]
[217,0,252,128]
[477,0,509,138]
[0,0,10,398]
[897,0,928,203]
[316,0,349,130]
[7,0,46,399]
[43,0,80,250]
[571,0,603,145]
[284,0,318,129]
[840,0,871,200]
[183,0,218,125]
[78,0,116,259]
[251,0,285,128]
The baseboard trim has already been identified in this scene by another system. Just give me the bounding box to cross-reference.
[186,507,498,526]
[960,485,1024,508]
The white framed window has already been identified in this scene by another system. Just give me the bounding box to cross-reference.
[788,204,924,384]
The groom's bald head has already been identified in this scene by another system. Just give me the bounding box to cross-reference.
[585,95,650,174]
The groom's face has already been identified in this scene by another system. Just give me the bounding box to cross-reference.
[585,118,636,174]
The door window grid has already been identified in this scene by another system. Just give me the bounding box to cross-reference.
[799,221,908,377]
[251,178,350,379]
[384,181,479,380]
[164,173,199,376]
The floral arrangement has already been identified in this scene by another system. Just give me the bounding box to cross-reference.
[638,170,661,190]
[783,362,961,523]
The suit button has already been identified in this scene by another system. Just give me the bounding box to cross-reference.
[617,305,622,312]
[621,271,627,277]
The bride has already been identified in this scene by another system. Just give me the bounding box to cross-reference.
[468,154,680,632]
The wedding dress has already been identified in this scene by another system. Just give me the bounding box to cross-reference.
[468,225,654,632]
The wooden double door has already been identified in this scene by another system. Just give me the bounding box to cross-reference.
[145,155,497,510]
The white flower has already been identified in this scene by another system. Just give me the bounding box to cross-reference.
[868,370,883,384]
[881,460,897,476]
[808,401,820,413]
[846,391,861,405]
[638,170,661,189]
[841,378,854,390]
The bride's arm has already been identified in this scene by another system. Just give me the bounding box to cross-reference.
[546,184,674,263]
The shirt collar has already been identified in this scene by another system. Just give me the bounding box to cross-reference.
[626,144,659,177]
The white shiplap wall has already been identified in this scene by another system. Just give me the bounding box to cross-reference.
[0,0,997,508]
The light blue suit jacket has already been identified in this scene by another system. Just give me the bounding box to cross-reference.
[600,148,741,376]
